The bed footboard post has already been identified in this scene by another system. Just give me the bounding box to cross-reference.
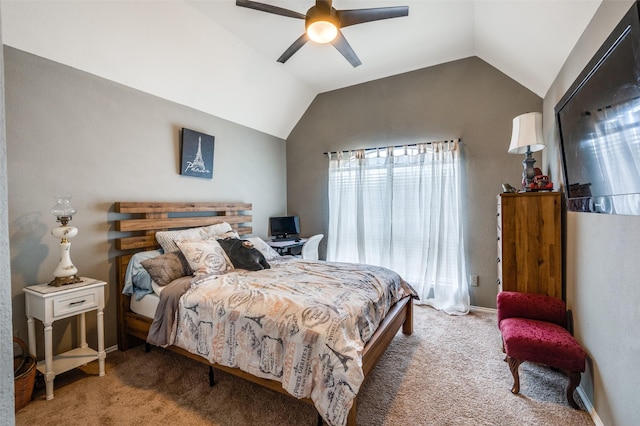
[117,256,133,351]
[402,297,413,335]
[346,399,357,426]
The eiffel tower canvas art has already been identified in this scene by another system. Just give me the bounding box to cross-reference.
[180,128,214,179]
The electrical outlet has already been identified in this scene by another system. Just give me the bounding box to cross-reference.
[470,275,479,287]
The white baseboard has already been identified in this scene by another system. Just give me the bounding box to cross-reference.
[470,305,496,314]
[577,385,603,426]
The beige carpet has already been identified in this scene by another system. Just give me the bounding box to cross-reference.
[15,306,594,426]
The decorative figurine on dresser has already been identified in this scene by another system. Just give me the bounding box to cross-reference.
[23,197,106,400]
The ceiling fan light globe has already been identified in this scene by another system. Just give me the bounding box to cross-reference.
[307,21,338,43]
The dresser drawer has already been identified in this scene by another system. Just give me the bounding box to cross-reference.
[53,288,99,318]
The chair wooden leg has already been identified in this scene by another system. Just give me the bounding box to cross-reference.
[566,371,582,409]
[506,356,522,394]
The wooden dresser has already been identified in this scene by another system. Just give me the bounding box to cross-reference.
[497,192,562,299]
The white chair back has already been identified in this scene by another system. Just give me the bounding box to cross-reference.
[301,234,324,260]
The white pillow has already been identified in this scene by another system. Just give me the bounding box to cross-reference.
[156,222,236,253]
[245,237,281,261]
[176,238,233,276]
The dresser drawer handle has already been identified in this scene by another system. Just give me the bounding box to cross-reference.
[69,300,86,306]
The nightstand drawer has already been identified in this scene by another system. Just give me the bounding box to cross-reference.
[53,289,98,317]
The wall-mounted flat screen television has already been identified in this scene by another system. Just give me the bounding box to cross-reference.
[270,216,300,240]
[555,1,640,216]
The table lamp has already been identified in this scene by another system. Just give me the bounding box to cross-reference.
[508,112,545,190]
[49,196,82,286]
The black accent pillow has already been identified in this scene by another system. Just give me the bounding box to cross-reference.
[217,238,271,271]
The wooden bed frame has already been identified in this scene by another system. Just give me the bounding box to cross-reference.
[114,201,413,426]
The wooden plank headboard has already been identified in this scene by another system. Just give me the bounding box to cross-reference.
[113,201,252,350]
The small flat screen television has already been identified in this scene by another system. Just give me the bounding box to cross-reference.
[555,1,640,216]
[270,216,300,240]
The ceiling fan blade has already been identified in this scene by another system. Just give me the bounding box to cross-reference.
[337,6,409,28]
[277,33,310,64]
[331,30,362,67]
[236,0,305,19]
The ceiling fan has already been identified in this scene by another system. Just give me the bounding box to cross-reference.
[236,0,409,67]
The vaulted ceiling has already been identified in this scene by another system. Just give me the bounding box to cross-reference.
[1,1,602,138]
[191,0,601,96]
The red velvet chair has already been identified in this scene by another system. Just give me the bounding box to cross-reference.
[497,291,587,409]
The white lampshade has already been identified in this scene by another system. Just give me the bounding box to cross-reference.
[508,112,545,154]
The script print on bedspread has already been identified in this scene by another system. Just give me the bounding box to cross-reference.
[171,260,410,426]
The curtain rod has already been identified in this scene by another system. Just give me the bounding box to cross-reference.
[323,139,460,156]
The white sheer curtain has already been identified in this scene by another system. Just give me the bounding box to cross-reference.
[327,140,469,315]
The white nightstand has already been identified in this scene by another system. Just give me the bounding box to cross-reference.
[23,277,106,400]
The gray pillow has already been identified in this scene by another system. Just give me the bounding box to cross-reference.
[140,251,193,286]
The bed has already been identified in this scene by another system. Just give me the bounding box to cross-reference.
[114,201,414,426]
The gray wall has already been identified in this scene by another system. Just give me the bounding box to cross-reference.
[0,8,17,420]
[6,47,287,356]
[543,1,640,424]
[286,57,543,309]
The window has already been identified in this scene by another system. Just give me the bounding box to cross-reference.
[327,141,469,314]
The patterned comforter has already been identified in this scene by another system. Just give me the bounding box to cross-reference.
[156,258,413,426]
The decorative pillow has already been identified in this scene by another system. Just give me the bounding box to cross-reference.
[155,222,235,253]
[217,238,271,271]
[176,238,233,276]
[140,251,193,286]
[245,237,280,261]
